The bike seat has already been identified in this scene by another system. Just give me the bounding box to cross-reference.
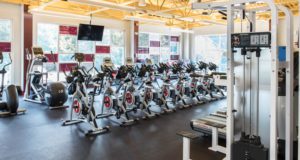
[124,78,131,83]
[145,81,152,86]
[190,73,202,78]
[92,73,105,82]
[164,79,170,83]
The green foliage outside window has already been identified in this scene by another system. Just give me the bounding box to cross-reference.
[37,23,58,53]
[138,33,149,47]
[59,35,77,53]
[96,29,110,46]
[0,20,12,84]
[37,23,125,81]
[0,20,11,42]
[111,30,124,47]
[78,40,95,53]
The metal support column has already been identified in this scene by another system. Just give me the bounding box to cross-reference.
[269,4,279,160]
[277,5,294,160]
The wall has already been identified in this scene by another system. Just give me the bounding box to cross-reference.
[0,2,22,86]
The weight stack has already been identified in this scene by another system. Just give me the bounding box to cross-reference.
[232,141,268,160]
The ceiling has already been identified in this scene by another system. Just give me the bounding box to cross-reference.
[0,0,299,29]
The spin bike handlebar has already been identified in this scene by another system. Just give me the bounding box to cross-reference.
[2,53,12,71]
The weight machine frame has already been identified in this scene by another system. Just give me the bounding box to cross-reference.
[192,1,294,160]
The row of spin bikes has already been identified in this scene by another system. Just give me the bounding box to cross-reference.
[62,53,227,136]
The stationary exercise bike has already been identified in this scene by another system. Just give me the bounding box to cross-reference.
[0,51,26,116]
[206,62,226,99]
[184,63,206,104]
[154,62,176,113]
[197,61,216,101]
[171,62,191,109]
[96,57,138,126]
[137,59,160,118]
[120,57,140,114]
[62,53,109,136]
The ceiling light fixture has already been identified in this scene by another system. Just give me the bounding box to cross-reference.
[138,0,146,7]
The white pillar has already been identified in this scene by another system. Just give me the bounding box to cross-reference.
[225,4,234,160]
[183,33,190,60]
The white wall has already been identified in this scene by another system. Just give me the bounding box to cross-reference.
[139,23,182,35]
[0,3,22,86]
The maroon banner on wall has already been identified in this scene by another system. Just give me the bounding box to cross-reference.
[44,54,58,62]
[59,63,78,72]
[96,46,110,54]
[171,36,179,42]
[138,48,149,54]
[136,59,145,63]
[84,54,94,62]
[150,41,160,47]
[59,26,78,35]
[0,42,11,52]
[170,55,180,60]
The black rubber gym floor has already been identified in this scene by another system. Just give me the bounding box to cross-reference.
[0,98,226,160]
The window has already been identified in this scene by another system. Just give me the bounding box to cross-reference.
[0,20,11,42]
[78,41,94,53]
[59,35,77,54]
[137,32,180,63]
[0,20,12,85]
[138,33,149,47]
[194,34,227,72]
[37,23,58,53]
[37,23,125,81]
[97,29,110,46]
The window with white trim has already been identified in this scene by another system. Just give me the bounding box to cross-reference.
[37,23,125,81]
[0,19,12,85]
[194,34,227,72]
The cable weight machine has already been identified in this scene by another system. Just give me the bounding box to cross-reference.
[192,1,294,160]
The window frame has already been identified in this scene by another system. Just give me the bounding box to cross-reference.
[194,34,227,72]
[0,19,13,85]
[137,31,181,63]
[36,23,126,81]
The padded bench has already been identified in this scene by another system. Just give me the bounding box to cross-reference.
[190,109,227,154]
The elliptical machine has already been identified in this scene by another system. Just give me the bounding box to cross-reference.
[24,47,68,109]
[0,51,26,116]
